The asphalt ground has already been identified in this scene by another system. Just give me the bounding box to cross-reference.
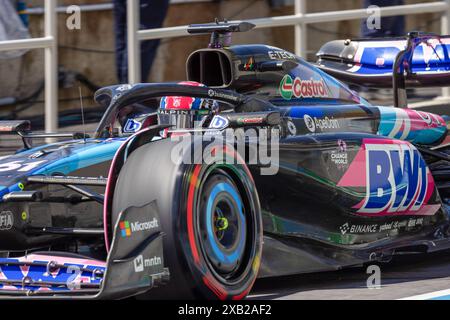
[249,250,450,300]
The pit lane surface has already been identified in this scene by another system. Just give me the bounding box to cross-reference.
[249,250,450,300]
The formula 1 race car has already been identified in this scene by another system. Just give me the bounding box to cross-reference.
[0,22,449,299]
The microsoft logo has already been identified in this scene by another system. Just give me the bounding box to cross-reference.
[119,218,159,238]
[120,221,131,237]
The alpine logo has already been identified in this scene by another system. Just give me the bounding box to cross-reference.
[279,74,328,100]
[338,139,438,216]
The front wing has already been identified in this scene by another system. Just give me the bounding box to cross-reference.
[0,201,169,299]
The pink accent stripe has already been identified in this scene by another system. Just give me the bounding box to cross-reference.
[19,254,106,267]
[103,128,153,252]
[356,204,441,217]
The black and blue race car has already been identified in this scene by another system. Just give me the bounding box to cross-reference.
[0,22,449,299]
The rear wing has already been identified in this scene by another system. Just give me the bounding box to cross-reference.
[316,32,450,108]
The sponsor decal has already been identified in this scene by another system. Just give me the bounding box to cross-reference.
[209,115,229,129]
[29,151,46,159]
[120,218,159,238]
[116,84,133,92]
[159,109,197,115]
[268,50,296,60]
[338,139,347,152]
[0,211,13,230]
[119,220,131,237]
[133,254,162,273]
[377,106,446,145]
[0,160,46,173]
[375,57,385,66]
[303,114,340,133]
[303,115,315,132]
[131,218,159,232]
[243,56,255,71]
[339,222,350,235]
[416,111,433,126]
[338,139,438,216]
[207,89,239,102]
[407,217,424,228]
[279,75,293,100]
[238,117,264,125]
[279,75,329,100]
[123,119,142,133]
[378,221,394,232]
[339,222,378,235]
[340,217,425,235]
[330,139,348,168]
[160,96,198,110]
[133,255,144,272]
[286,120,297,136]
[331,152,348,166]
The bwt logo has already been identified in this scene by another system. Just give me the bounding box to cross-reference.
[358,143,431,214]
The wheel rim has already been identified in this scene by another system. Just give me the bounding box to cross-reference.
[199,176,247,280]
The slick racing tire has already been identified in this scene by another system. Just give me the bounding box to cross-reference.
[111,137,262,299]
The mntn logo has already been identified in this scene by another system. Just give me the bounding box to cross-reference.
[120,221,131,237]
[358,143,432,214]
[134,255,144,272]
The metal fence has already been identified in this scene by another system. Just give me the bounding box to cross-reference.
[0,0,57,134]
[0,0,449,132]
[128,0,450,84]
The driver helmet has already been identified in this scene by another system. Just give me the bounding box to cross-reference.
[117,105,156,135]
[159,81,217,130]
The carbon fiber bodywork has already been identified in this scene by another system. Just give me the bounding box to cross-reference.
[0,26,448,298]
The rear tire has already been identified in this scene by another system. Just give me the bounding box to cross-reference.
[111,138,262,299]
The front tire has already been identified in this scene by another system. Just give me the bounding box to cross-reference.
[111,138,262,299]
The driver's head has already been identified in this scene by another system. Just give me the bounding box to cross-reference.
[160,81,207,110]
[117,105,156,134]
[159,81,217,129]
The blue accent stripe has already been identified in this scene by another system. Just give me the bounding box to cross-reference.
[206,182,246,264]
[430,295,450,300]
[32,140,123,175]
